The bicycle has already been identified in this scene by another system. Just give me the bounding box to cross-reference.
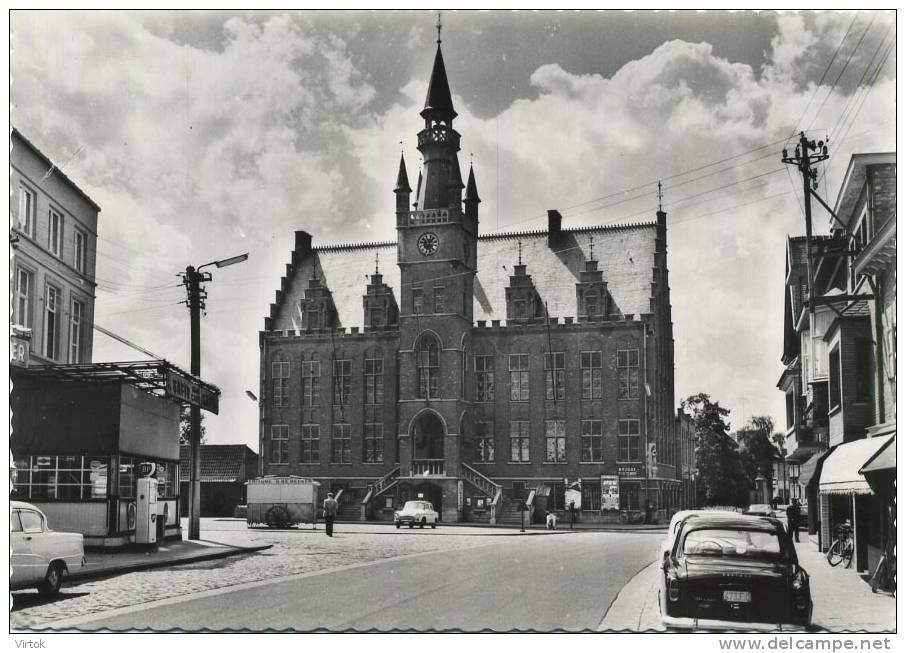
[826,522,854,568]
[870,539,896,595]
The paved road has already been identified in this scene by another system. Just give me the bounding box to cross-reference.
[48,529,659,632]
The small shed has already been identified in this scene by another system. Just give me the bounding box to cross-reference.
[179,444,259,517]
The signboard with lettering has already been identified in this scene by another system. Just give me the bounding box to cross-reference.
[600,475,620,511]
[618,465,641,478]
[10,335,29,368]
[165,369,220,414]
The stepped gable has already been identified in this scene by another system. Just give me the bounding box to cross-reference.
[267,221,658,332]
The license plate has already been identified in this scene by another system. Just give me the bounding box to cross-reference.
[723,591,751,603]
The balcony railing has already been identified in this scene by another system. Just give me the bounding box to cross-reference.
[408,208,458,226]
[410,459,445,477]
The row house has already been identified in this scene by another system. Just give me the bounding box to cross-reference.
[778,152,895,574]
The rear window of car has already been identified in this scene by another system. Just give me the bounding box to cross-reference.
[682,528,785,559]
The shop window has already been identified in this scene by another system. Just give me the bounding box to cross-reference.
[155,461,175,498]
[119,456,135,498]
[582,482,602,511]
[11,455,110,501]
[620,484,640,511]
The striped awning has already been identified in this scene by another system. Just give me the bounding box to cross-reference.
[819,436,894,495]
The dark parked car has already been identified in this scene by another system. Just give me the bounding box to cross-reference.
[659,513,812,631]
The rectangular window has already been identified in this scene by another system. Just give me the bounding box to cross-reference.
[509,354,530,401]
[74,229,87,273]
[333,359,351,405]
[300,425,320,464]
[545,420,566,463]
[581,419,604,462]
[270,425,289,464]
[118,456,135,498]
[509,420,530,462]
[15,267,33,329]
[272,359,290,407]
[581,351,603,399]
[364,423,383,463]
[433,285,445,313]
[332,424,351,463]
[620,484,640,511]
[475,422,494,462]
[364,358,384,404]
[475,355,495,402]
[19,185,35,237]
[11,455,110,501]
[618,419,641,462]
[49,209,62,257]
[69,299,83,363]
[544,352,565,401]
[785,392,796,429]
[302,360,320,406]
[413,287,424,314]
[617,349,640,399]
[828,347,841,410]
[44,284,60,360]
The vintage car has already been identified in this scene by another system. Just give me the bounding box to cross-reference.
[743,504,775,517]
[660,510,741,561]
[394,500,438,529]
[10,501,86,596]
[660,513,812,631]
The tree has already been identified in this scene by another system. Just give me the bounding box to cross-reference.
[736,415,780,489]
[179,405,207,446]
[681,393,748,507]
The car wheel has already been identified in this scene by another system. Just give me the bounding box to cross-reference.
[265,506,289,529]
[38,562,64,597]
[408,523,414,529]
[395,521,401,529]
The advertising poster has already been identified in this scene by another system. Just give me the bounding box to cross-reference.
[601,475,620,511]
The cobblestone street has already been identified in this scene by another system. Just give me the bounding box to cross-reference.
[11,519,528,631]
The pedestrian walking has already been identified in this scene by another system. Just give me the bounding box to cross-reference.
[786,499,801,542]
[323,492,339,537]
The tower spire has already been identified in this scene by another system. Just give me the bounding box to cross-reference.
[394,152,412,193]
[421,26,457,123]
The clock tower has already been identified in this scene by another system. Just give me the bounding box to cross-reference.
[396,29,479,512]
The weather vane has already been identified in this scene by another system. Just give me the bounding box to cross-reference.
[589,235,595,261]
[436,12,442,44]
[517,240,523,266]
[375,252,380,275]
[657,180,664,212]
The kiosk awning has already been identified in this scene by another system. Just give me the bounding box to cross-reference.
[819,436,894,495]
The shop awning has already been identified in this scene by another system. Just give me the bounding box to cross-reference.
[797,451,826,489]
[860,435,896,475]
[819,436,894,495]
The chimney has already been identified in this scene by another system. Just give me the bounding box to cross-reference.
[547,210,562,248]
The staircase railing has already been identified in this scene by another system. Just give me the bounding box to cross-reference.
[461,462,501,498]
[362,466,400,504]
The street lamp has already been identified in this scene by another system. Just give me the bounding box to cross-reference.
[182,252,248,541]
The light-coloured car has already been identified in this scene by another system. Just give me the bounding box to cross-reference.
[743,504,774,517]
[394,500,438,529]
[10,501,86,596]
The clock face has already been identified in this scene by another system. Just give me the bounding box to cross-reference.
[418,232,439,256]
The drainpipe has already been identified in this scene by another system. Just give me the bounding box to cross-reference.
[642,321,650,519]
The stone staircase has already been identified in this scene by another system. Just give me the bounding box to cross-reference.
[461,463,503,523]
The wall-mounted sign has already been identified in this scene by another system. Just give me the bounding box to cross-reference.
[601,475,620,511]
[618,465,641,478]
[10,335,29,368]
[165,369,219,414]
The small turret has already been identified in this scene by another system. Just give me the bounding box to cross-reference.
[464,163,480,227]
[395,153,411,225]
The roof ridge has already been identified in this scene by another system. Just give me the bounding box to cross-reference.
[314,240,397,252]
[482,220,657,240]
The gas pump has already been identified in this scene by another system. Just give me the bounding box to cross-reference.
[135,463,158,545]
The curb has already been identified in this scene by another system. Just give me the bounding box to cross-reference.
[598,560,663,632]
[69,544,273,584]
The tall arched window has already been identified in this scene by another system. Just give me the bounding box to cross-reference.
[417,334,440,399]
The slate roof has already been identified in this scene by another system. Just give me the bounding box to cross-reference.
[179,444,258,483]
[269,221,660,332]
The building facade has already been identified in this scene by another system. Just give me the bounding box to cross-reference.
[10,128,99,368]
[778,152,895,574]
[179,444,259,517]
[259,38,681,524]
[675,409,696,510]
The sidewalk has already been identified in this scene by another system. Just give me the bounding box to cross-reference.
[71,538,271,583]
[333,519,667,533]
[598,540,896,632]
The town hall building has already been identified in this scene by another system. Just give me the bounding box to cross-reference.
[259,34,683,524]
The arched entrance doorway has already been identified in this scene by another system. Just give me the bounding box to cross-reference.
[411,410,445,471]
[413,482,444,521]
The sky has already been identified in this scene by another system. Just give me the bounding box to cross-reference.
[9,9,896,449]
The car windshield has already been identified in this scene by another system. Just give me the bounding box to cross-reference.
[403,501,422,510]
[747,505,771,513]
[682,528,786,559]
